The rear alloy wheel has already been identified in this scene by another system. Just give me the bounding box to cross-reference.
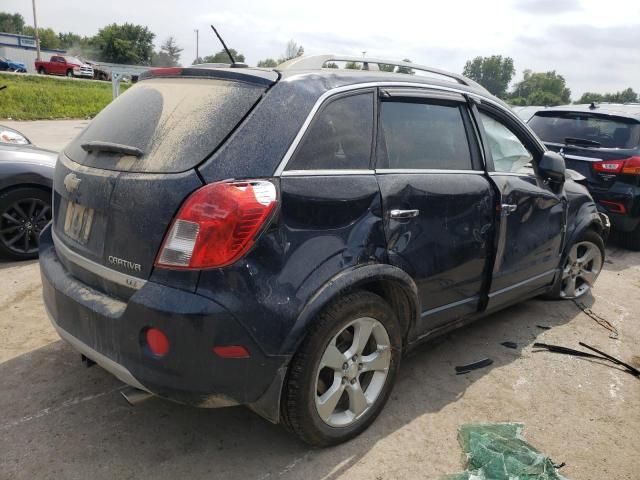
[315,316,391,427]
[0,188,51,260]
[282,291,401,446]
[560,237,603,299]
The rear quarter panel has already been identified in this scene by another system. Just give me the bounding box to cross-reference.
[196,174,387,355]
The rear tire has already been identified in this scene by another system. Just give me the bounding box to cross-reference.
[0,188,52,261]
[545,229,605,299]
[38,67,46,75]
[281,291,402,447]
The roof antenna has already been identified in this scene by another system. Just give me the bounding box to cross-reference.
[210,25,240,66]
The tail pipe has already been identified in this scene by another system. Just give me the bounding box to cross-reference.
[121,386,153,406]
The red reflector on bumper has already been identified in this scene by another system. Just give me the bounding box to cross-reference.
[146,328,170,356]
[212,345,250,359]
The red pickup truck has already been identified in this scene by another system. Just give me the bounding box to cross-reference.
[35,55,94,79]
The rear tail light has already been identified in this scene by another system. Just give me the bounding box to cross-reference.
[156,180,277,269]
[621,156,640,175]
[593,157,640,175]
[592,160,624,173]
[599,200,627,214]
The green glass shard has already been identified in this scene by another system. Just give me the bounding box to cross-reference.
[443,423,568,480]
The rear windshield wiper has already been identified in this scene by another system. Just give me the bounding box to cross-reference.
[564,137,601,147]
[81,141,143,157]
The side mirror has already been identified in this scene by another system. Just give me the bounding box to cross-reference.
[538,151,565,185]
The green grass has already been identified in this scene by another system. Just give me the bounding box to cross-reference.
[0,72,130,120]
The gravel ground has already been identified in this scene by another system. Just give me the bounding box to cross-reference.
[0,122,638,480]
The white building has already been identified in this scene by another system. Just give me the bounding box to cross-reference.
[0,32,66,73]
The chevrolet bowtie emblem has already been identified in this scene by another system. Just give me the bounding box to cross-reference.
[64,173,81,193]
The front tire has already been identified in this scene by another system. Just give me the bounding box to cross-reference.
[66,69,74,78]
[547,230,605,299]
[282,291,402,446]
[0,188,52,260]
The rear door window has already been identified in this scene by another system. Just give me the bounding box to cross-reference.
[65,78,267,173]
[529,112,640,149]
[378,100,473,170]
[286,92,374,171]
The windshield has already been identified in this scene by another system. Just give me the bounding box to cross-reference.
[529,112,640,149]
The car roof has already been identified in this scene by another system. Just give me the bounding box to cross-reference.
[539,103,640,121]
[185,55,506,107]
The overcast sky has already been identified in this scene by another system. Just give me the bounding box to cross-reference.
[5,0,639,97]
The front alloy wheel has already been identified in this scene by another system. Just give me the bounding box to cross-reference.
[560,240,603,298]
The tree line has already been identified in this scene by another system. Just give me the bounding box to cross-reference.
[462,55,638,106]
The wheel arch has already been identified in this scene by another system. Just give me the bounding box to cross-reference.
[564,202,607,263]
[282,263,420,356]
[249,264,418,426]
[0,182,52,198]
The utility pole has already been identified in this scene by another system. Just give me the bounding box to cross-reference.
[32,0,41,60]
[194,29,199,64]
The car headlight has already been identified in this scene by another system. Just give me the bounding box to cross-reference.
[0,129,30,145]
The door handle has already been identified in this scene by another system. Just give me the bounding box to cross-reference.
[390,209,420,219]
[501,204,517,216]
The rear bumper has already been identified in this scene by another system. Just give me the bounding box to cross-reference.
[39,225,288,410]
[591,185,640,233]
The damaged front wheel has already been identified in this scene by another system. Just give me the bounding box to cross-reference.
[547,230,605,300]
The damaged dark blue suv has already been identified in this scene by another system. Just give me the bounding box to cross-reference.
[39,55,609,446]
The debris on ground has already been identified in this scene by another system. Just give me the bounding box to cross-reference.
[500,341,518,349]
[572,300,619,339]
[579,342,640,377]
[533,342,606,360]
[532,342,640,378]
[536,325,552,330]
[442,423,568,480]
[455,358,493,374]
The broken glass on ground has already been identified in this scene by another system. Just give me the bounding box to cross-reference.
[442,423,568,480]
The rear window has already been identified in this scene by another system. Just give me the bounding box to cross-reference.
[66,78,266,173]
[529,112,640,149]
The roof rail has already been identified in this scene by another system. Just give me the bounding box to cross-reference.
[277,54,488,93]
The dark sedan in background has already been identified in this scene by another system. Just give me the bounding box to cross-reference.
[528,103,640,249]
[0,125,55,260]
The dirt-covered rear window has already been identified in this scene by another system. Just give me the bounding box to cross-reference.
[65,78,266,173]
